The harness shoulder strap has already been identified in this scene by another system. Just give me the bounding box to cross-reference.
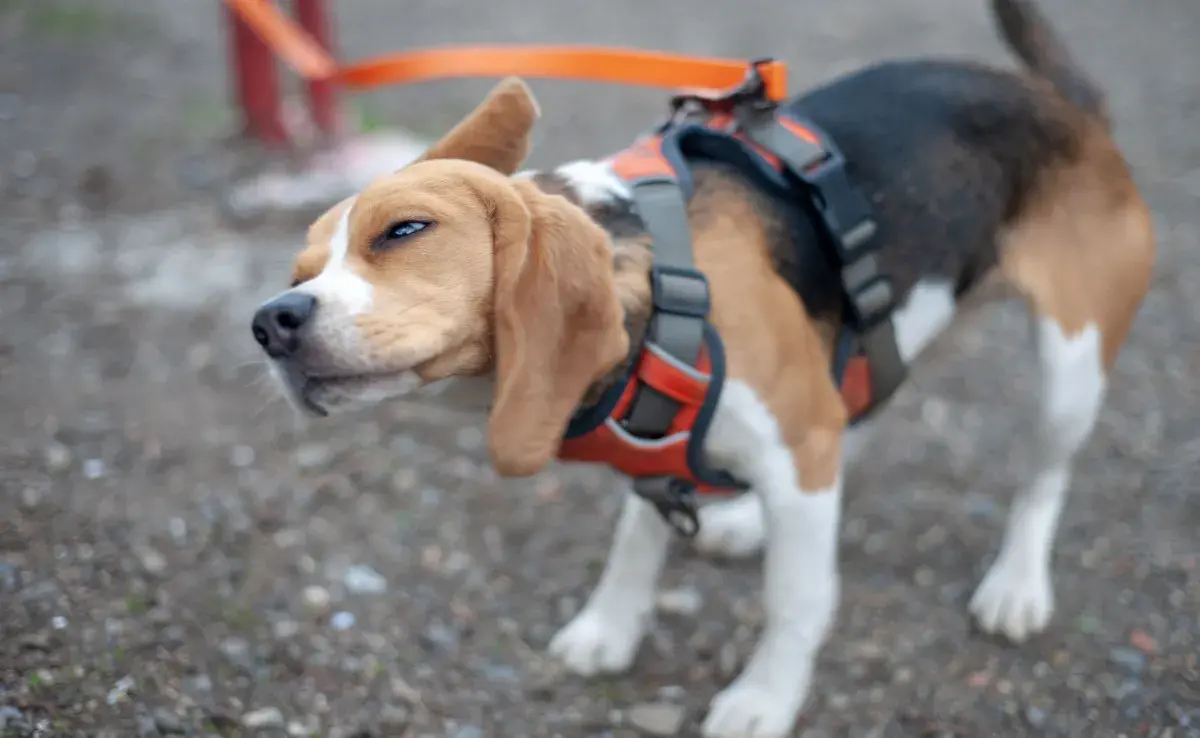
[609,137,710,438]
[604,137,744,531]
[741,112,907,417]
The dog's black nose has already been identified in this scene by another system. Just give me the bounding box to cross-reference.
[252,292,316,358]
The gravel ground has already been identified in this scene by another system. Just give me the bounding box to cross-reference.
[1,0,1197,736]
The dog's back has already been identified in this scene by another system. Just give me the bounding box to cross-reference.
[767,0,1116,318]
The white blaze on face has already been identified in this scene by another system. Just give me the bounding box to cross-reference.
[291,196,374,317]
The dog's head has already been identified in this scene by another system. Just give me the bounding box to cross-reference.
[251,78,628,476]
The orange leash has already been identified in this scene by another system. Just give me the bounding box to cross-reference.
[339,46,787,101]
[222,0,788,100]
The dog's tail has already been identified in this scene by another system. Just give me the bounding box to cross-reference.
[990,0,1109,127]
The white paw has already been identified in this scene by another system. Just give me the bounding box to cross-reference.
[702,677,806,738]
[969,558,1054,643]
[548,607,646,677]
[693,496,765,559]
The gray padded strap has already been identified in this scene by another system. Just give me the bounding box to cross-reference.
[623,177,710,437]
[742,116,828,174]
[634,180,705,363]
[859,320,906,411]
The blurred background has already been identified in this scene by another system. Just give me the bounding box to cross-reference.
[0,1,1197,736]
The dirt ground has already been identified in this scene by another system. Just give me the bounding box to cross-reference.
[1,0,1197,736]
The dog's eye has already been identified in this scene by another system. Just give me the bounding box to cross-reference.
[377,220,431,248]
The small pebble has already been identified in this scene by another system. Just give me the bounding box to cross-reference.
[963,492,1001,519]
[379,704,411,728]
[82,458,106,479]
[21,486,45,509]
[229,445,256,468]
[330,611,356,630]
[656,587,702,617]
[343,563,387,594]
[294,442,333,469]
[0,563,21,592]
[0,707,25,730]
[42,442,71,473]
[627,702,686,736]
[419,620,458,651]
[273,619,299,639]
[153,708,186,734]
[455,427,484,451]
[242,707,285,729]
[1130,628,1159,654]
[136,711,160,738]
[182,673,212,696]
[51,615,68,630]
[107,675,136,705]
[136,546,167,574]
[219,637,253,670]
[1108,678,1140,701]
[1025,706,1048,728]
[302,585,332,612]
[169,518,187,544]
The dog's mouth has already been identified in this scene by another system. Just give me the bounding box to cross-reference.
[272,363,422,417]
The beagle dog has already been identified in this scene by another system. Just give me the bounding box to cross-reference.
[250,0,1154,735]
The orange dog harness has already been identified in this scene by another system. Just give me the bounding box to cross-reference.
[557,62,905,534]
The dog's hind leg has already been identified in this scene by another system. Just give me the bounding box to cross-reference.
[969,131,1155,642]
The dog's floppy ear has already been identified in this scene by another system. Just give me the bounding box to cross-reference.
[484,178,628,477]
[413,77,540,175]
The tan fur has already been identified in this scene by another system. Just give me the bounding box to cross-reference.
[998,124,1155,367]
[686,175,847,490]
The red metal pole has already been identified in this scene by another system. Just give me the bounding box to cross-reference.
[226,3,288,146]
[294,0,341,140]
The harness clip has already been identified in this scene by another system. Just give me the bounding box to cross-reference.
[666,57,777,124]
[633,476,701,537]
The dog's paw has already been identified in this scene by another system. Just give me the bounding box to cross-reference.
[702,677,805,738]
[548,607,645,677]
[693,497,765,559]
[969,557,1054,643]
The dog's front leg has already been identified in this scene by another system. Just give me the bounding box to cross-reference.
[549,482,671,675]
[702,386,843,738]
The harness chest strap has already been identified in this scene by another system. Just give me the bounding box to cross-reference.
[557,135,738,534]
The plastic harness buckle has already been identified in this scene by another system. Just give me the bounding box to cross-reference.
[633,476,701,537]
